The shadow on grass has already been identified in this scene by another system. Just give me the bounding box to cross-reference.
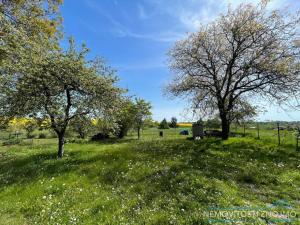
[0,137,299,208]
[88,137,138,145]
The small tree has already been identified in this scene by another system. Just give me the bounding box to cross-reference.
[132,98,152,139]
[70,116,92,139]
[115,98,135,138]
[93,117,117,138]
[7,118,24,139]
[143,119,157,128]
[231,100,257,125]
[169,117,178,128]
[159,118,170,129]
[1,40,122,158]
[195,118,204,126]
[205,118,220,129]
[23,118,37,138]
[0,117,8,130]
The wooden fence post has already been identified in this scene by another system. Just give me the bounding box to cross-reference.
[297,135,299,152]
[257,123,260,139]
[277,122,280,145]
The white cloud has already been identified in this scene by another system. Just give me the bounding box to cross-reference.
[84,0,291,43]
[147,0,291,31]
[111,28,185,42]
[84,0,184,42]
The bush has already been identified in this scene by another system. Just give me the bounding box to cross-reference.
[38,133,47,139]
[205,118,220,129]
[49,130,58,138]
[2,139,21,146]
[91,133,110,141]
[169,117,178,128]
[27,134,36,139]
[159,119,169,129]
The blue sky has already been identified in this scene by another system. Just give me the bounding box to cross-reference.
[60,0,300,122]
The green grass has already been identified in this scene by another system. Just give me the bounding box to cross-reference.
[0,128,299,224]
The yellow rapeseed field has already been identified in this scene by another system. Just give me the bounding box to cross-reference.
[178,123,192,127]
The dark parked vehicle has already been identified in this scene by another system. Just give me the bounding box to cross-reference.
[180,130,189,135]
[273,127,285,131]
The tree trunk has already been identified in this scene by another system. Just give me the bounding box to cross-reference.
[220,114,230,140]
[137,128,140,140]
[57,133,65,158]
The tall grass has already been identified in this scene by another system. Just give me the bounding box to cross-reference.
[0,128,299,224]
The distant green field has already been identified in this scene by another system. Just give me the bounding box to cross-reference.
[0,128,299,224]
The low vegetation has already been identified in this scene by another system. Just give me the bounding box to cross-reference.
[0,128,299,224]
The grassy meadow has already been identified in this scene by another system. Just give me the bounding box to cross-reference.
[0,127,299,224]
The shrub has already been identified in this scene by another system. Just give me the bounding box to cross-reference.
[2,139,21,146]
[169,117,178,128]
[91,133,110,141]
[38,133,47,139]
[27,134,36,139]
[49,131,58,138]
[159,119,169,129]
